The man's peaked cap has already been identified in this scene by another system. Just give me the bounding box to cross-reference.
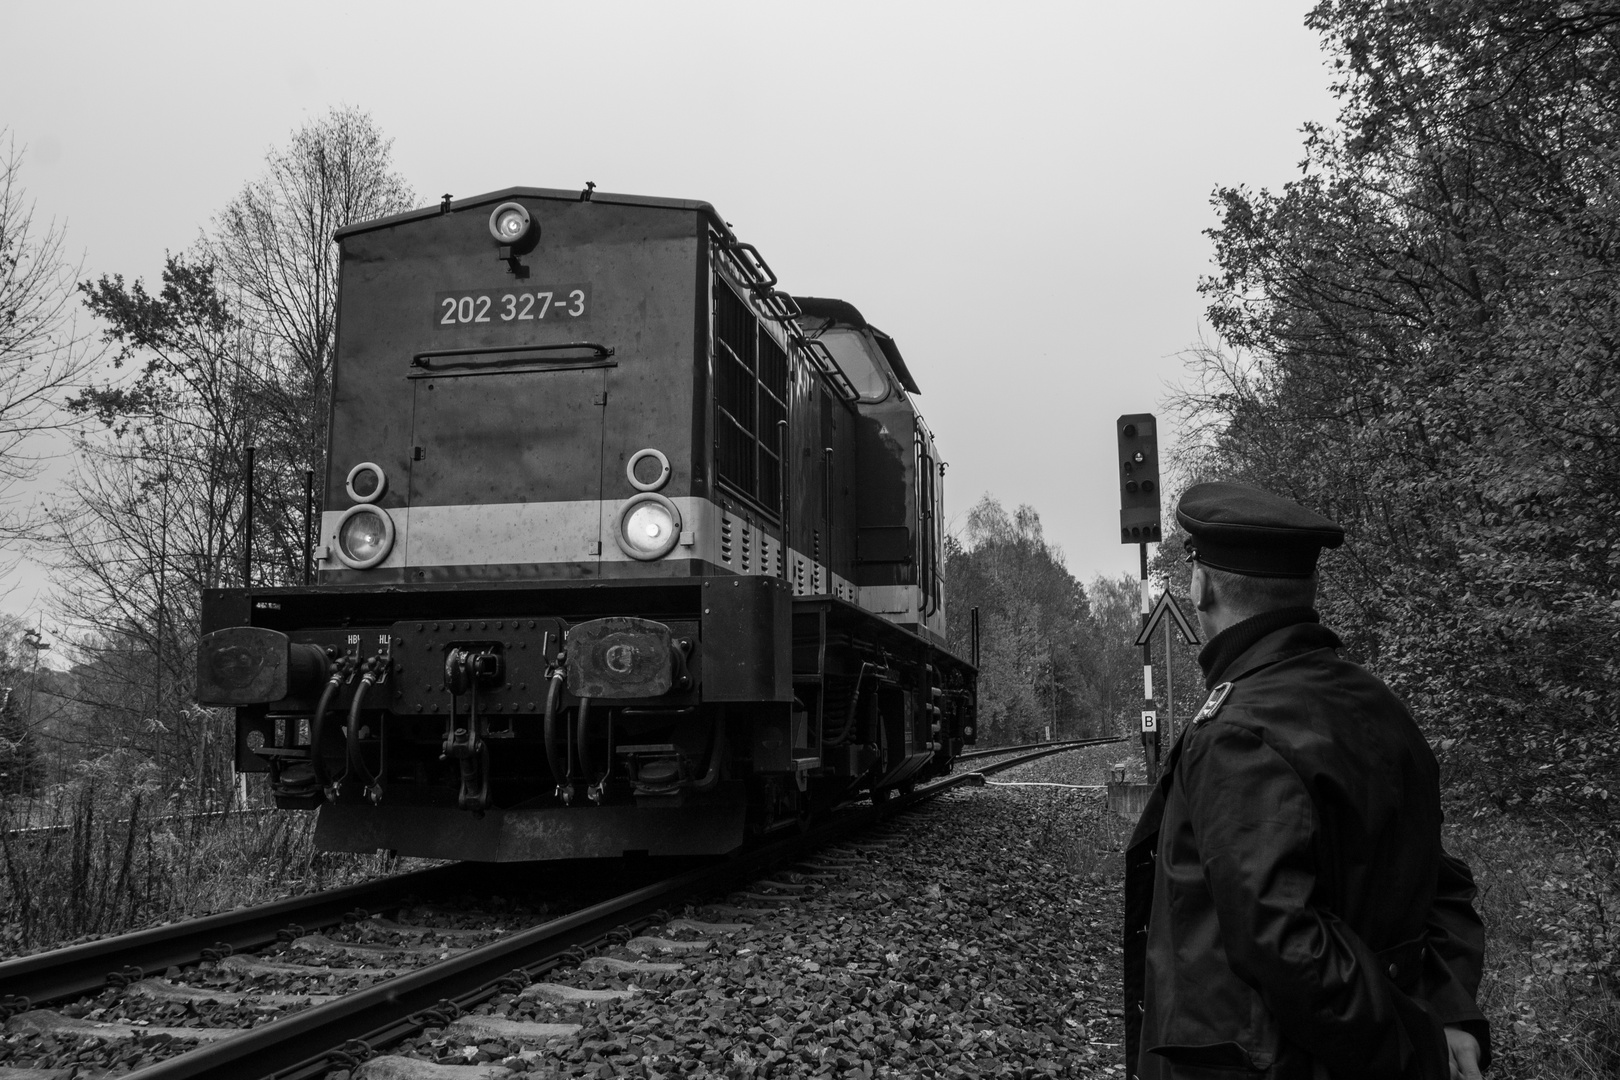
[1176,481,1344,579]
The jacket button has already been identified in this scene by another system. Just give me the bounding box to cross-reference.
[1388,963,1399,978]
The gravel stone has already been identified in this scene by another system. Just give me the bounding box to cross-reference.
[380,754,1131,1077]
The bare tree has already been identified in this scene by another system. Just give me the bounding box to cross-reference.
[0,131,99,539]
[49,109,415,802]
[207,107,415,578]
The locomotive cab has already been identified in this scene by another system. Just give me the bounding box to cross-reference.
[197,187,976,861]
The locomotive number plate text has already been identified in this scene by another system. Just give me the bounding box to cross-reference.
[435,284,591,328]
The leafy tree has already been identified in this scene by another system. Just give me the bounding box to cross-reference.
[0,616,46,795]
[1178,0,1620,814]
[948,497,1113,741]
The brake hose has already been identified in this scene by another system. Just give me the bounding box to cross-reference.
[310,658,352,795]
[691,718,727,793]
[542,668,567,789]
[346,658,383,799]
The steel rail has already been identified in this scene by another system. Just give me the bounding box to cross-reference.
[956,735,1124,763]
[122,744,1099,1080]
[0,740,1116,1011]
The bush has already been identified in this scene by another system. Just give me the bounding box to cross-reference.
[1444,810,1618,1078]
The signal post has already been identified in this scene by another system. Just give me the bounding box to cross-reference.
[1117,414,1161,773]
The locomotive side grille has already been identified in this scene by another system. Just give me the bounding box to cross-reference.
[712,278,787,519]
[715,282,757,501]
[757,335,787,512]
[741,518,752,571]
[721,514,734,564]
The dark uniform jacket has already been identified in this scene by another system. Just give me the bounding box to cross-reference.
[1122,610,1490,1079]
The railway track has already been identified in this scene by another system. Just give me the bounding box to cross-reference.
[0,739,1122,1080]
[956,736,1122,766]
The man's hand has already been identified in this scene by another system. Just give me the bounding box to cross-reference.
[1445,1026,1482,1080]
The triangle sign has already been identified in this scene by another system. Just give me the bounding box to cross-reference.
[1135,590,1201,647]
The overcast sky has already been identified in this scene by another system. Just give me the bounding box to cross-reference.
[0,1,1337,629]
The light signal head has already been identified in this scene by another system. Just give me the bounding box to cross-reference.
[1117,413,1162,545]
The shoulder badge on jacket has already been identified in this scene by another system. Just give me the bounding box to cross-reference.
[1193,682,1233,726]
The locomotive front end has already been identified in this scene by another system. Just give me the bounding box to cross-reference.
[197,186,976,862]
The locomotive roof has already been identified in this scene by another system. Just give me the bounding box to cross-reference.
[794,296,921,395]
[333,186,733,242]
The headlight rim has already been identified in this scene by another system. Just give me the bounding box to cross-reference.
[334,503,396,570]
[488,201,534,246]
[613,492,682,562]
[345,461,388,504]
[625,447,671,492]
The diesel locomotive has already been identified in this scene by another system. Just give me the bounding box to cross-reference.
[196,186,977,861]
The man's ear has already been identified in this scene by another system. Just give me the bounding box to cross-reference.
[1190,565,1214,612]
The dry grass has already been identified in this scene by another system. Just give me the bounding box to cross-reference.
[0,757,404,958]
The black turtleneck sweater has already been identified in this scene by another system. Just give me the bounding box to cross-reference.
[1196,606,1320,689]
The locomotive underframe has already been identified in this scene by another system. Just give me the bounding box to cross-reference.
[204,575,974,861]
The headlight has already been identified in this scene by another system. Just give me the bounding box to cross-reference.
[614,493,681,561]
[335,504,396,570]
[346,461,387,503]
[488,201,533,246]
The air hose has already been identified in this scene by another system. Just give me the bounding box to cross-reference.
[346,658,383,801]
[310,657,353,796]
[542,668,567,790]
[691,718,727,793]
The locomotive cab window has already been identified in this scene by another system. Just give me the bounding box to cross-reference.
[815,327,891,404]
[713,280,787,514]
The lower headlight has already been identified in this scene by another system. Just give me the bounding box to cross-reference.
[614,493,681,561]
[335,504,396,570]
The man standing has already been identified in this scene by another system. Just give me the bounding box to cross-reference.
[1123,482,1490,1079]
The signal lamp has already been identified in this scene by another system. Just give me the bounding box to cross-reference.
[345,461,387,504]
[614,492,682,561]
[335,504,396,570]
[488,202,534,246]
[1117,412,1162,545]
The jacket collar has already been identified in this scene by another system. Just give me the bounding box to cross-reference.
[1129,615,1342,853]
[1198,607,1326,688]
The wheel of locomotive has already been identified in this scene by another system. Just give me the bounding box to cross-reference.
[747,774,807,837]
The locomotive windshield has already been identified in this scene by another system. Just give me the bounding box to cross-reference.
[816,328,892,403]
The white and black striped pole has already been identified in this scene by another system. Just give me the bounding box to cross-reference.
[1140,540,1159,776]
